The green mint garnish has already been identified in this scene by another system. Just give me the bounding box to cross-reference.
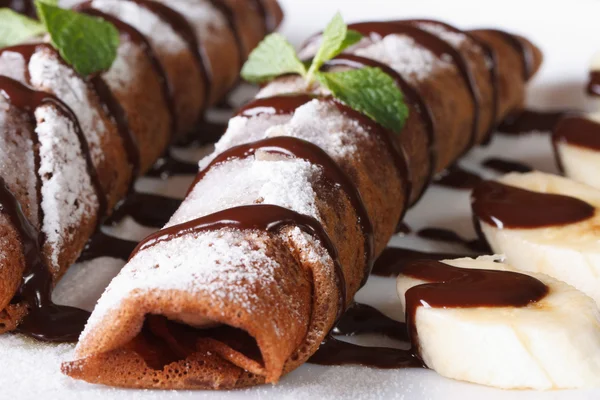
[241,33,306,84]
[317,67,409,133]
[36,1,119,76]
[240,13,409,133]
[0,0,119,76]
[306,13,362,81]
[0,9,46,48]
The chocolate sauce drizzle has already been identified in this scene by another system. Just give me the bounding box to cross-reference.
[78,231,138,263]
[349,21,481,153]
[472,180,595,228]
[372,247,476,277]
[131,204,348,318]
[478,29,534,81]
[0,76,108,341]
[553,115,600,151]
[482,157,533,174]
[131,0,210,111]
[433,164,482,189]
[588,71,600,97]
[402,260,548,360]
[418,227,489,253]
[323,54,436,203]
[191,136,375,281]
[106,191,183,229]
[497,109,571,135]
[145,153,198,179]
[2,0,36,17]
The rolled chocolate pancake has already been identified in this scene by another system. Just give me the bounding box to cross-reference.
[63,21,542,389]
[0,0,282,338]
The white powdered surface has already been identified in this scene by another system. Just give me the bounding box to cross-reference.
[354,34,453,82]
[154,0,228,48]
[36,105,97,270]
[171,158,321,226]
[416,22,467,49]
[102,40,139,93]
[90,0,187,57]
[81,229,292,342]
[0,97,38,227]
[0,50,28,81]
[29,49,106,166]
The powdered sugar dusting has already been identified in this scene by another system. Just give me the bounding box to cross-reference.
[81,229,291,341]
[36,105,97,270]
[28,49,106,166]
[0,51,28,82]
[0,96,39,228]
[102,40,138,93]
[154,0,228,48]
[416,22,467,49]
[353,34,452,82]
[172,157,322,226]
[90,0,187,57]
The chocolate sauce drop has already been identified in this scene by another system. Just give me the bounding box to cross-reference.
[472,180,595,229]
[333,302,408,342]
[433,164,482,189]
[131,204,348,318]
[309,337,422,369]
[588,71,600,97]
[403,260,548,359]
[418,227,490,253]
[395,221,412,234]
[553,115,600,151]
[0,177,89,342]
[497,109,571,135]
[482,157,532,174]
[372,247,476,277]
[78,231,138,263]
[145,153,198,179]
[106,191,183,229]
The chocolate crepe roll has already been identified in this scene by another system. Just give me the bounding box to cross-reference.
[0,0,282,337]
[62,21,542,389]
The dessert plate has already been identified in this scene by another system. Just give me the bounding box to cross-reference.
[4,0,598,398]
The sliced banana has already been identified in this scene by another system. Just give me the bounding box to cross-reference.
[396,256,600,390]
[474,171,600,306]
[553,113,600,189]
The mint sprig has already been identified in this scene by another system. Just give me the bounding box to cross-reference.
[0,1,119,76]
[240,13,409,133]
[0,9,46,48]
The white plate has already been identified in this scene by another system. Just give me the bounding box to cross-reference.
[4,0,600,398]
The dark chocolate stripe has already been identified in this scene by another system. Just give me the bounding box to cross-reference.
[479,29,534,81]
[190,136,374,285]
[349,21,481,153]
[0,77,97,341]
[207,0,244,67]
[130,0,211,109]
[323,54,435,205]
[131,204,348,319]
[238,94,411,221]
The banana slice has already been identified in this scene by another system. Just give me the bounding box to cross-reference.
[396,256,600,390]
[553,113,600,189]
[473,171,600,306]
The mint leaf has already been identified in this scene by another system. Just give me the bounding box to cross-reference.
[0,9,46,47]
[241,33,306,83]
[35,1,119,76]
[316,68,409,133]
[307,13,363,79]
